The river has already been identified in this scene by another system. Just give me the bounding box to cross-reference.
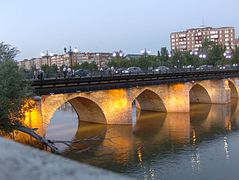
[39,99,239,180]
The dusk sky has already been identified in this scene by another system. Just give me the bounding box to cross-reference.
[1,0,239,60]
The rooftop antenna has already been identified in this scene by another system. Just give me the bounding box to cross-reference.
[201,16,205,27]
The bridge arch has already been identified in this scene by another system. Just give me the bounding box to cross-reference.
[133,89,167,112]
[228,80,239,98]
[41,94,107,132]
[190,84,211,103]
[68,97,107,124]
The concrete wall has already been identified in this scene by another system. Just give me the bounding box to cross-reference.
[0,138,133,180]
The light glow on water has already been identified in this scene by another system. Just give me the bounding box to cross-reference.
[10,100,239,180]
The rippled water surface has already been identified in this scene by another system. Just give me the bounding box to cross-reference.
[19,100,239,179]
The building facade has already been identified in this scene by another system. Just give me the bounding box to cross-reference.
[18,52,112,70]
[170,27,236,52]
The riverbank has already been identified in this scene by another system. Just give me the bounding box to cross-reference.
[0,137,133,180]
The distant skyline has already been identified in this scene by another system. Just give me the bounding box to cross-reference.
[1,0,239,60]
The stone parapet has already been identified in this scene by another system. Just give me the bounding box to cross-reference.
[0,138,134,180]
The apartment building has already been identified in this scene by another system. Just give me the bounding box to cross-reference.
[170,27,236,52]
[18,52,112,70]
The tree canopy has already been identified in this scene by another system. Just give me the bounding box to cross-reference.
[0,42,28,132]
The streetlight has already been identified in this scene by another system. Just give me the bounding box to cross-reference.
[64,46,78,69]
[223,50,232,67]
[41,50,53,78]
[177,59,180,68]
[140,48,151,59]
[199,53,207,59]
[223,51,232,59]
[112,50,124,58]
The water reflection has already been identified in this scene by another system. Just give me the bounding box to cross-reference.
[6,100,239,180]
[61,102,239,179]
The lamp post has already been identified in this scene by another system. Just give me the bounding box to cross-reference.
[177,59,180,68]
[112,50,124,58]
[223,50,232,67]
[41,50,53,78]
[140,48,151,60]
[223,51,232,60]
[199,53,207,59]
[64,46,78,69]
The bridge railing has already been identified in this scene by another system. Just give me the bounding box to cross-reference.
[27,66,239,81]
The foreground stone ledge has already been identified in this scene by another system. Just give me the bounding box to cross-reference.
[0,138,134,180]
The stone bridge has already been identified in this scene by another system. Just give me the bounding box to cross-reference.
[38,78,239,134]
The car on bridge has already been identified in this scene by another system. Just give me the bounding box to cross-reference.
[74,69,89,77]
[152,66,170,73]
[115,68,127,74]
[122,67,142,74]
[196,65,213,70]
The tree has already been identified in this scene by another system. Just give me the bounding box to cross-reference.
[232,46,239,64]
[0,42,28,132]
[73,62,98,71]
[0,42,19,62]
[0,42,59,153]
[207,44,224,66]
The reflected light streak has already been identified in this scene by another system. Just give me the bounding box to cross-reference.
[191,152,200,172]
[224,137,230,160]
[137,147,143,163]
[225,120,232,131]
[191,129,200,172]
[192,129,196,145]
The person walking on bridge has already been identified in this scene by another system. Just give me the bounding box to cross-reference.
[63,66,67,78]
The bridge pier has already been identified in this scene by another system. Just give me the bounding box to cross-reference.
[191,79,231,104]
[165,83,191,112]
[131,83,191,113]
[98,89,132,125]
[40,89,133,134]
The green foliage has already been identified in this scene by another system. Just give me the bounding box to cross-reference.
[41,64,58,74]
[207,44,224,65]
[0,42,28,132]
[73,62,98,71]
[0,42,19,62]
[108,43,238,69]
[232,46,239,64]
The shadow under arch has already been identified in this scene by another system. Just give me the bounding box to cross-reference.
[62,122,107,155]
[133,111,166,139]
[68,97,107,124]
[133,89,167,112]
[190,84,211,104]
[228,80,239,98]
[190,103,212,122]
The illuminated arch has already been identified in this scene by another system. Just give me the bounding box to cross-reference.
[190,84,211,103]
[133,89,167,112]
[68,97,107,124]
[43,95,107,132]
[228,80,239,98]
